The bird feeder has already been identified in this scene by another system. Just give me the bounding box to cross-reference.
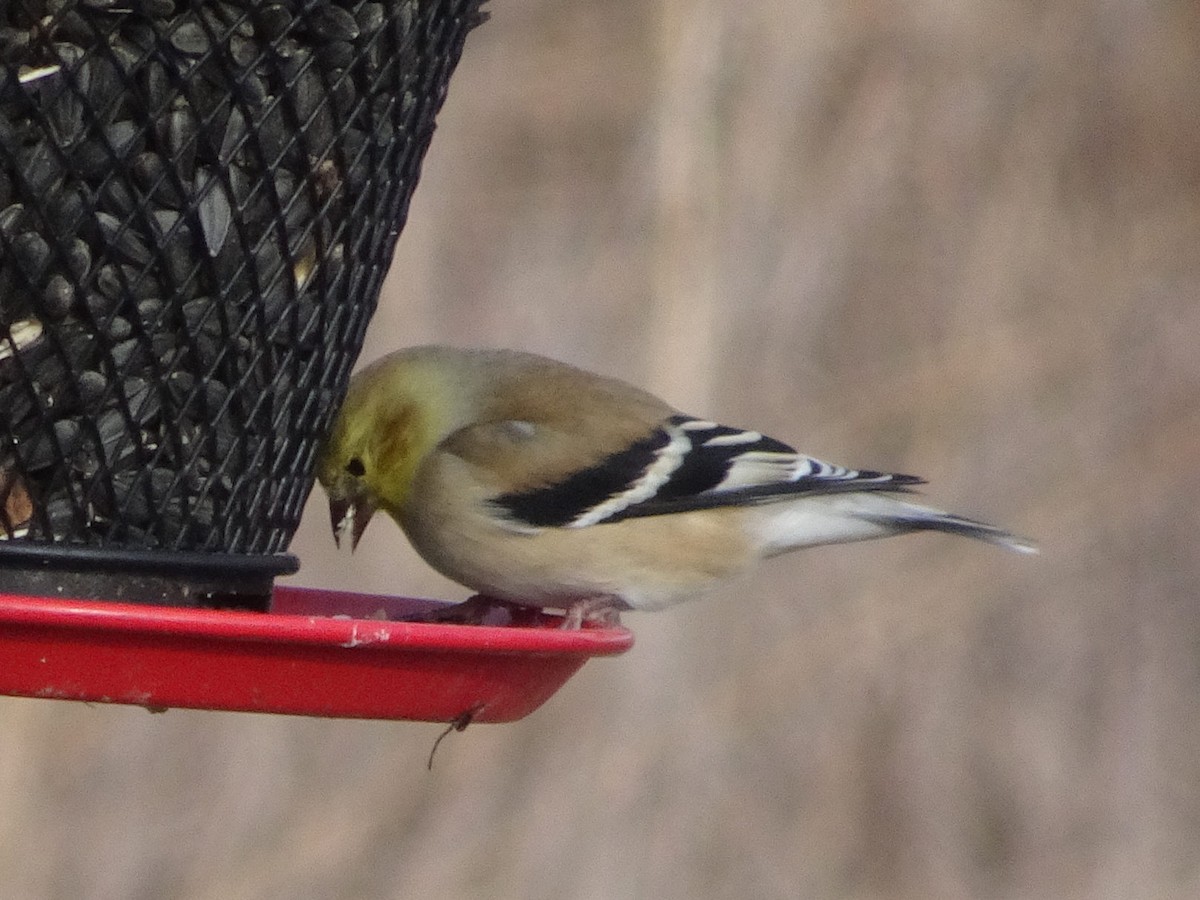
[0,0,631,720]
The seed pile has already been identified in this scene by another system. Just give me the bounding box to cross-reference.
[0,0,485,552]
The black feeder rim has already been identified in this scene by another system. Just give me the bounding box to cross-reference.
[0,543,297,607]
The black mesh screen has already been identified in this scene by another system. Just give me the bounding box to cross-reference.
[0,0,485,591]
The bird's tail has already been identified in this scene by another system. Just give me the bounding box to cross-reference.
[860,500,1038,555]
[756,492,1038,556]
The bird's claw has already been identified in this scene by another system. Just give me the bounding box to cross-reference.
[560,597,625,631]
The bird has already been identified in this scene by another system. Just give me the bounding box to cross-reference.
[317,345,1035,629]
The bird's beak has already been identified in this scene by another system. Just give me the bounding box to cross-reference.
[329,496,376,552]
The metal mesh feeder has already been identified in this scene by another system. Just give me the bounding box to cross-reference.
[0,0,486,605]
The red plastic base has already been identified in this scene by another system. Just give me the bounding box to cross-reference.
[0,586,634,722]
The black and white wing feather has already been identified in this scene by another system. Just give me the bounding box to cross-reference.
[492,415,923,529]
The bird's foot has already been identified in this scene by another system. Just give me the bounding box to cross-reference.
[560,597,625,631]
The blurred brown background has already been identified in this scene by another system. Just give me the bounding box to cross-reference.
[4,0,1199,896]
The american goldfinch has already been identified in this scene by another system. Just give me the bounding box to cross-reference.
[317,346,1035,628]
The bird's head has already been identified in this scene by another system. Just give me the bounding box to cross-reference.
[316,348,469,551]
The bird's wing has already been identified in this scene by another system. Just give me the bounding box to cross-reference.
[479,415,924,531]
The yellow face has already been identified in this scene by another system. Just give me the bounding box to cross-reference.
[315,349,464,549]
[318,386,414,548]
[318,395,418,500]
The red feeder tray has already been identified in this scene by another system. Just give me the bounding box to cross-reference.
[0,585,634,722]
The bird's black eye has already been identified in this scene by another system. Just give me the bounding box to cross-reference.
[346,457,366,478]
